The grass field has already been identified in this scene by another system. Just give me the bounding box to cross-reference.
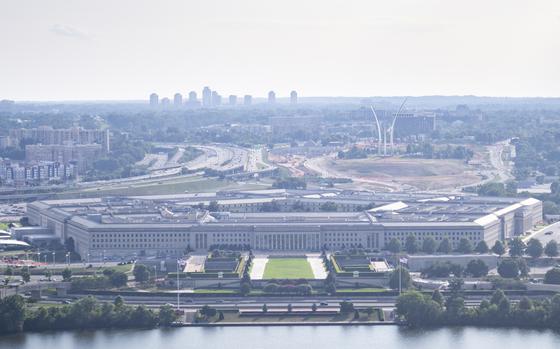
[55,176,270,198]
[262,258,314,279]
[336,288,389,293]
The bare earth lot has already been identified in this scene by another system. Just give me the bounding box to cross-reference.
[316,156,480,191]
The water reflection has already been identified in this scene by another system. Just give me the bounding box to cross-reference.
[1,326,560,349]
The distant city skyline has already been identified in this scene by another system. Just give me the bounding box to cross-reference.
[1,0,560,100]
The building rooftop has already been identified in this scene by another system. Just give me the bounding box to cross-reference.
[27,189,541,231]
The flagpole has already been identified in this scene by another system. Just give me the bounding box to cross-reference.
[177,259,180,310]
[398,253,402,295]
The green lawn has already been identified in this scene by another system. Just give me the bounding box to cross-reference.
[336,288,389,293]
[55,176,270,198]
[193,289,237,294]
[263,258,314,279]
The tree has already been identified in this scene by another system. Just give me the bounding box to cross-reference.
[207,201,219,212]
[61,268,72,281]
[526,238,544,259]
[492,240,506,256]
[311,303,317,312]
[5,267,13,276]
[509,238,526,257]
[158,304,177,326]
[474,241,489,254]
[422,237,437,254]
[456,238,473,254]
[543,201,560,215]
[319,201,338,212]
[339,301,354,313]
[545,240,559,258]
[262,304,268,313]
[437,238,452,254]
[518,296,533,311]
[45,270,52,281]
[0,295,26,333]
[389,266,412,290]
[518,258,530,277]
[405,235,419,254]
[466,259,489,277]
[431,289,444,305]
[490,289,506,305]
[386,238,401,253]
[395,291,442,326]
[199,305,217,318]
[114,296,124,307]
[110,272,128,288]
[422,262,462,278]
[448,278,464,293]
[497,259,521,278]
[133,264,150,282]
[545,268,560,285]
[287,303,293,312]
[21,270,30,283]
[240,282,251,295]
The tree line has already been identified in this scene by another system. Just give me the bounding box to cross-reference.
[396,289,560,329]
[0,295,177,335]
[385,235,559,260]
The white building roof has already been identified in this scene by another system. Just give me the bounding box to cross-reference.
[368,201,408,212]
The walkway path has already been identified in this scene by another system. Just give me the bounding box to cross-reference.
[184,255,206,273]
[307,255,328,279]
[249,256,269,280]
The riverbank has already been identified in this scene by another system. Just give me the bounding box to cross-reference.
[173,321,396,327]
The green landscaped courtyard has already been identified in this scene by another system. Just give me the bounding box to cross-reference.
[262,258,314,279]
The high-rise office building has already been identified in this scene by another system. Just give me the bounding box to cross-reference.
[149,93,159,106]
[290,90,297,105]
[173,93,183,106]
[244,95,252,106]
[229,95,237,105]
[211,91,221,106]
[202,87,212,107]
[268,91,276,104]
[188,91,197,104]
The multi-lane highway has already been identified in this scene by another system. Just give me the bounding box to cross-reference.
[37,292,552,312]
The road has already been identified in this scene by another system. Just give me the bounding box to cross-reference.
[36,293,552,312]
[524,221,560,245]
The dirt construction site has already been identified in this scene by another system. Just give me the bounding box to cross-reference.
[270,141,512,193]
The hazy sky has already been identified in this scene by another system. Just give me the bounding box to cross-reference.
[1,0,559,100]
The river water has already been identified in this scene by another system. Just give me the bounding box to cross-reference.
[1,326,560,349]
